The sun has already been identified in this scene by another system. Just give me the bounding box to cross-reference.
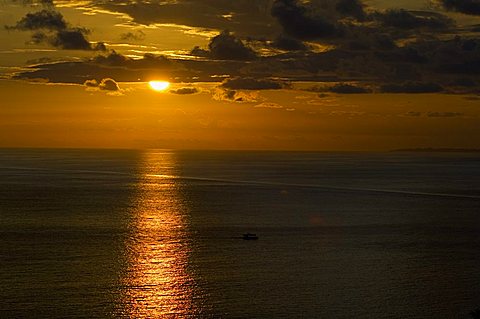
[149,81,170,91]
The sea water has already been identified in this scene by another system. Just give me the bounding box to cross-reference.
[1,149,479,318]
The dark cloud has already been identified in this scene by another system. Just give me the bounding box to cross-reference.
[10,0,470,94]
[191,31,256,61]
[25,56,54,65]
[218,89,238,101]
[208,31,256,61]
[91,51,132,66]
[51,29,93,50]
[335,0,366,21]
[450,77,477,87]
[440,60,480,74]
[271,34,308,51]
[12,21,480,96]
[343,30,396,51]
[170,87,199,95]
[7,9,106,51]
[98,78,120,91]
[271,0,340,40]
[424,37,480,75]
[380,82,444,93]
[92,42,107,52]
[14,36,480,96]
[120,30,146,41]
[329,83,371,94]
[30,31,48,44]
[84,78,120,91]
[30,29,106,51]
[190,46,210,58]
[221,77,284,90]
[377,9,453,30]
[441,0,480,16]
[461,39,478,51]
[213,88,258,102]
[84,79,99,87]
[401,111,464,117]
[6,9,67,31]
[94,0,277,38]
[15,51,182,84]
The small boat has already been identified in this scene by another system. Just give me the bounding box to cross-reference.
[242,233,258,240]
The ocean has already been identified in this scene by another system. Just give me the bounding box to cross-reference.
[0,149,479,318]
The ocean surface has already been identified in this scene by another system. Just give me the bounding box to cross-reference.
[1,149,479,318]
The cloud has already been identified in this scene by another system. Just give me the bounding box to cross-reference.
[84,79,99,87]
[99,78,120,91]
[84,78,120,91]
[450,77,477,87]
[343,31,396,51]
[15,51,178,84]
[329,83,371,94]
[335,0,366,21]
[94,0,277,38]
[6,9,67,31]
[380,82,444,93]
[377,9,453,30]
[25,57,54,65]
[91,51,133,66]
[402,110,466,118]
[51,29,95,50]
[213,88,259,102]
[271,34,308,51]
[170,87,199,95]
[12,26,480,96]
[221,77,284,90]
[427,111,464,117]
[120,30,146,41]
[254,102,284,109]
[303,82,372,94]
[29,29,106,51]
[192,31,257,61]
[440,0,480,16]
[92,52,173,69]
[7,9,106,51]
[271,0,341,40]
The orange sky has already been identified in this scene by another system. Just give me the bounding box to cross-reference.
[0,0,479,150]
[1,80,479,150]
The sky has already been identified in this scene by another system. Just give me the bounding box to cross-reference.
[0,0,479,151]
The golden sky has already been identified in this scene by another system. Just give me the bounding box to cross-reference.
[0,0,479,150]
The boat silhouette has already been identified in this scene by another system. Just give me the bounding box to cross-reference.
[242,233,258,240]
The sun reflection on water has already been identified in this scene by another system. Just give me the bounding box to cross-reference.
[118,150,199,318]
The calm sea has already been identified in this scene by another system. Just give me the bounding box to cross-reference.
[1,149,479,318]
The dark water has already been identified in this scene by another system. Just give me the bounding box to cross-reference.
[1,149,479,318]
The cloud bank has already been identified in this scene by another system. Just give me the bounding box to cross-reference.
[6,0,479,96]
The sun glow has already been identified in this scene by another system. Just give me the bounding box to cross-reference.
[149,81,170,91]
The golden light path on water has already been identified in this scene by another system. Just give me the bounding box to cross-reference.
[118,150,200,318]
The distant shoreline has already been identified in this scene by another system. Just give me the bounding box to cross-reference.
[391,148,480,153]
